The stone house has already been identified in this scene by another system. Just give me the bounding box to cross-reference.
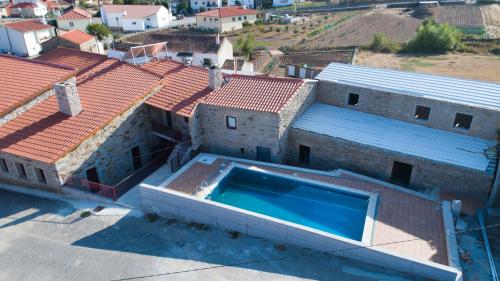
[287,63,500,199]
[195,7,257,32]
[42,30,104,54]
[0,50,163,191]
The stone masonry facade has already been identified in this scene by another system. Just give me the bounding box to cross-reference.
[317,81,500,140]
[287,128,494,199]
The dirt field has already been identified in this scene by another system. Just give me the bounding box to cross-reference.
[355,50,500,83]
[305,9,422,48]
[480,4,500,38]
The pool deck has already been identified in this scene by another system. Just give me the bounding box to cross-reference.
[161,155,448,266]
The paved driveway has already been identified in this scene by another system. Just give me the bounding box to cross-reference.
[0,189,418,281]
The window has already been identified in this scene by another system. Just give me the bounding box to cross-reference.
[195,1,198,4]
[232,17,235,22]
[0,158,8,173]
[34,168,47,184]
[244,16,247,20]
[184,116,189,123]
[391,161,413,186]
[210,18,213,23]
[132,21,137,25]
[347,93,359,106]
[203,58,212,66]
[299,145,310,166]
[204,17,206,22]
[15,163,27,179]
[240,148,245,154]
[226,116,237,129]
[147,18,150,20]
[414,105,431,121]
[453,113,473,130]
[238,16,242,21]
[85,167,100,183]
[69,21,74,27]
[214,18,219,23]
[131,146,142,170]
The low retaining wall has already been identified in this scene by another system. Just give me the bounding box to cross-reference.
[140,184,460,281]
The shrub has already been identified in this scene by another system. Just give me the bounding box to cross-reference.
[242,21,252,28]
[199,6,206,12]
[490,47,500,56]
[367,33,400,53]
[86,23,111,41]
[293,29,298,34]
[285,25,289,31]
[275,27,281,32]
[403,19,463,54]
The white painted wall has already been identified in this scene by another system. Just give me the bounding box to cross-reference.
[273,0,293,6]
[216,37,233,67]
[227,0,255,8]
[0,25,54,56]
[122,18,146,31]
[0,26,10,52]
[190,0,221,12]
[57,18,92,31]
[101,6,172,31]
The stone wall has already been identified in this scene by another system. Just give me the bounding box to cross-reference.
[149,106,191,141]
[317,81,500,140]
[287,128,494,199]
[278,80,317,162]
[54,97,162,186]
[197,104,281,161]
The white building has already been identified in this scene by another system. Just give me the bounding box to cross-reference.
[57,7,93,31]
[190,0,221,13]
[0,19,55,56]
[272,0,294,7]
[9,0,47,17]
[100,5,173,32]
[195,7,257,32]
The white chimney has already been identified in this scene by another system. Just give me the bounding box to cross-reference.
[54,77,82,116]
[208,66,223,90]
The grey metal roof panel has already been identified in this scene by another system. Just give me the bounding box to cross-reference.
[316,63,500,111]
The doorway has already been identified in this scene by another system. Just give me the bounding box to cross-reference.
[390,161,413,186]
[85,167,100,183]
[131,146,142,170]
[256,146,271,162]
[298,145,310,166]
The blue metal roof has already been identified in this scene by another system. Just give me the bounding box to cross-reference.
[316,63,500,111]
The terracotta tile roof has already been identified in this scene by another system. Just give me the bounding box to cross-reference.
[58,30,95,45]
[57,7,91,20]
[197,7,257,17]
[4,19,54,32]
[10,2,37,8]
[36,47,107,73]
[0,55,76,117]
[101,4,162,19]
[0,59,162,163]
[142,60,211,117]
[203,75,304,113]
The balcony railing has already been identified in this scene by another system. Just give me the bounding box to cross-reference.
[152,121,189,142]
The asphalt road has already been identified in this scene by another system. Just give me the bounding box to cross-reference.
[0,188,418,281]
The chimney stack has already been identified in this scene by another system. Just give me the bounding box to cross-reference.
[208,66,223,90]
[54,77,82,116]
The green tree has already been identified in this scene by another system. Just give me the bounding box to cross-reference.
[113,0,124,4]
[234,33,259,59]
[404,19,463,54]
[367,33,400,53]
[86,23,112,41]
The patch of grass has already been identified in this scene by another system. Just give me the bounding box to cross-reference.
[145,213,159,223]
[401,59,433,71]
[80,211,92,218]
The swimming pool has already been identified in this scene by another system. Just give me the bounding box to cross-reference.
[207,165,372,241]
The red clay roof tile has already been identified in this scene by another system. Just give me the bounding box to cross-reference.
[197,7,257,17]
[57,7,91,20]
[58,30,95,45]
[4,19,54,32]
[0,55,76,117]
[0,57,162,163]
[142,60,211,117]
[202,75,304,113]
[36,47,107,73]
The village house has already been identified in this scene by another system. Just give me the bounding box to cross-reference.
[100,4,173,32]
[190,0,220,13]
[0,49,164,191]
[42,31,104,54]
[56,6,93,31]
[195,6,257,32]
[9,0,47,17]
[0,19,55,56]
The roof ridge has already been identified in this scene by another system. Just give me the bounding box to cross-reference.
[0,54,77,72]
[231,74,303,82]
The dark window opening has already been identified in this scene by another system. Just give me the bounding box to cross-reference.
[226,116,237,129]
[85,167,100,183]
[414,105,431,121]
[347,93,359,106]
[453,113,473,130]
[184,116,189,124]
[391,161,413,186]
[35,168,47,184]
[240,148,245,154]
[165,111,172,127]
[298,145,310,166]
[15,163,27,179]
[256,146,271,162]
[0,158,8,173]
[131,146,142,170]
[203,58,212,66]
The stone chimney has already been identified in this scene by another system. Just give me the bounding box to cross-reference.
[208,66,223,90]
[54,77,82,116]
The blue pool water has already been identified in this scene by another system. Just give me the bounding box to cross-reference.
[207,167,369,241]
